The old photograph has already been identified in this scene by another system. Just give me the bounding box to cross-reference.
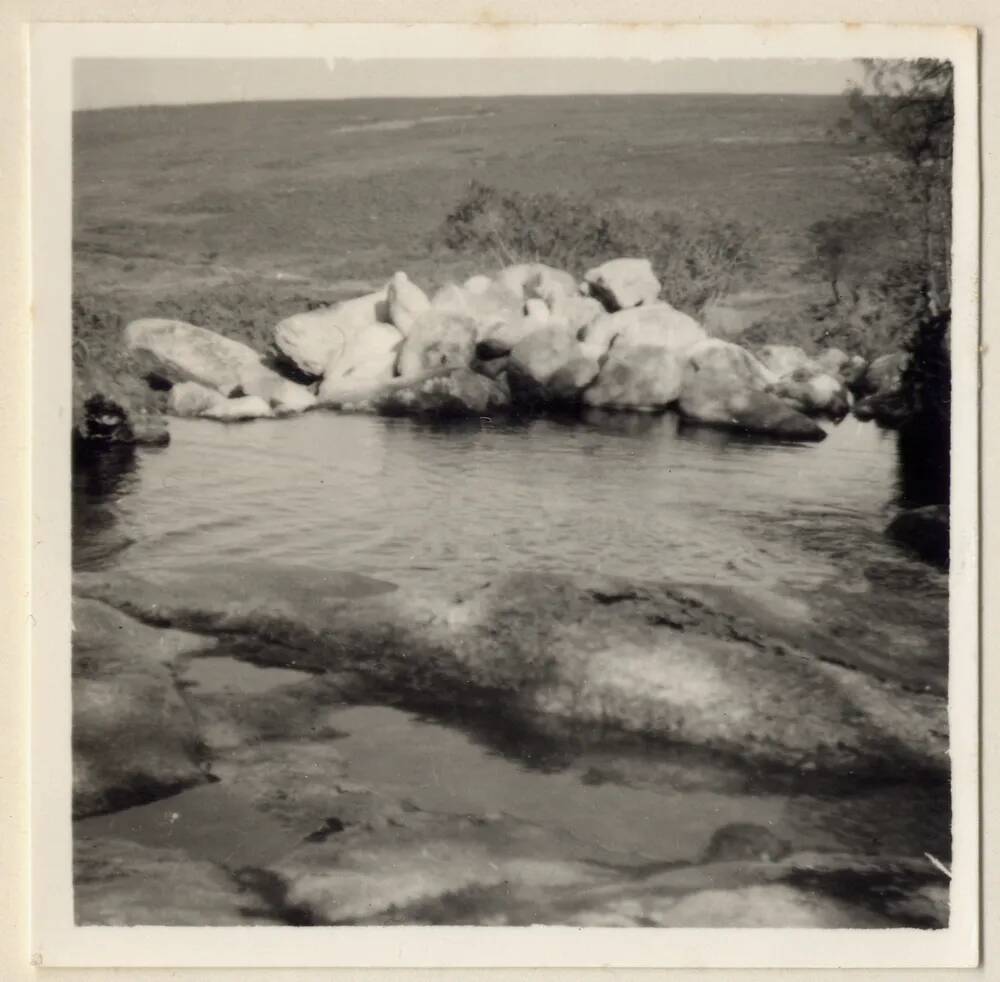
[45,27,975,957]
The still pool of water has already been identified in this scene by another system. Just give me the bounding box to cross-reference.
[74,409,940,595]
[73,409,951,873]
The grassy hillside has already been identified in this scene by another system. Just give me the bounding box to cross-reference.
[74,94,872,297]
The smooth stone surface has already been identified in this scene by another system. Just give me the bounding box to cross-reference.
[273,290,391,378]
[386,271,431,336]
[167,380,225,418]
[507,325,599,406]
[238,375,317,415]
[580,304,707,360]
[266,810,611,925]
[430,281,523,340]
[583,345,684,411]
[756,344,819,379]
[375,368,509,418]
[584,258,661,311]
[521,264,580,307]
[125,318,268,395]
[679,340,823,440]
[72,598,215,818]
[548,295,606,335]
[316,320,401,404]
[200,395,275,421]
[396,310,479,378]
[74,836,276,925]
[74,566,948,777]
[864,351,910,396]
[771,370,851,420]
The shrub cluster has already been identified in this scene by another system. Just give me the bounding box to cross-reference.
[435,180,760,316]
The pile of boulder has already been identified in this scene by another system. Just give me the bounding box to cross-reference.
[115,257,900,442]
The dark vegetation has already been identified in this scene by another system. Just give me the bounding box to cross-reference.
[436,181,759,316]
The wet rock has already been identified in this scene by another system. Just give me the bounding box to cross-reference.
[74,836,276,925]
[168,380,225,417]
[396,310,478,378]
[863,351,910,397]
[375,368,509,418]
[200,395,275,421]
[386,271,430,336]
[74,390,169,449]
[771,369,851,420]
[584,258,661,311]
[507,325,600,407]
[273,290,391,378]
[72,598,215,818]
[679,340,825,440]
[124,318,269,394]
[238,375,317,415]
[263,810,610,925]
[560,850,943,928]
[580,304,706,361]
[886,505,949,568]
[583,345,684,411]
[854,391,909,427]
[701,823,791,864]
[75,566,949,778]
[316,321,401,405]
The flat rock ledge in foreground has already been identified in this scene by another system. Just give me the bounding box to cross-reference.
[74,564,948,779]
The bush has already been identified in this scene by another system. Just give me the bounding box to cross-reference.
[434,181,760,315]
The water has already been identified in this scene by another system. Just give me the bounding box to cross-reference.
[73,410,951,882]
[74,410,937,595]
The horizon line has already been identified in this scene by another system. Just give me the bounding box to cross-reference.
[74,90,851,114]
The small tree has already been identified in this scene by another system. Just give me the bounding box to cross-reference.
[844,59,953,316]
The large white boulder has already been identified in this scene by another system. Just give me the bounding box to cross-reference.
[317,321,402,405]
[583,346,684,412]
[386,272,430,337]
[239,375,317,415]
[496,263,576,304]
[548,295,606,335]
[679,339,824,440]
[167,381,225,418]
[273,290,390,378]
[396,310,478,378]
[168,382,274,421]
[583,258,661,311]
[430,281,523,340]
[507,325,600,406]
[580,304,707,361]
[202,396,275,421]
[125,318,269,395]
[756,344,820,379]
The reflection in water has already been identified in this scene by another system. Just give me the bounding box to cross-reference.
[71,411,950,874]
[72,443,142,569]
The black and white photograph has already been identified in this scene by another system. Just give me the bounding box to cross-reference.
[26,20,980,970]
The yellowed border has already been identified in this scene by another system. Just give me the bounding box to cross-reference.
[1,6,990,979]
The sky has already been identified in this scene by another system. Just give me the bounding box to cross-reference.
[73,58,865,110]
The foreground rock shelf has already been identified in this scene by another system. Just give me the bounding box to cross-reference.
[74,563,948,779]
[75,257,915,448]
[72,576,950,928]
